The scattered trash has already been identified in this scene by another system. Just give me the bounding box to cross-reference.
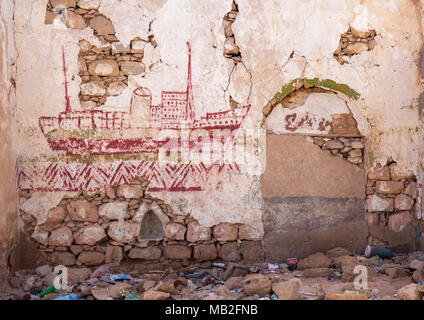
[3,246,424,301]
[90,265,112,279]
[330,269,342,279]
[0,294,13,300]
[222,265,250,281]
[54,293,81,300]
[100,275,115,284]
[298,289,317,296]
[187,280,196,290]
[30,287,42,295]
[355,255,367,262]
[99,273,132,284]
[120,287,139,300]
[249,266,260,273]
[365,245,394,259]
[417,282,424,294]
[268,263,279,273]
[110,274,132,281]
[182,271,222,282]
[212,263,226,269]
[39,285,56,298]
[287,258,298,271]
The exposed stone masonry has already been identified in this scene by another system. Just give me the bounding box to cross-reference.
[19,177,263,268]
[333,27,377,65]
[262,79,361,136]
[262,79,365,167]
[366,160,418,242]
[222,1,241,62]
[78,35,145,109]
[311,136,364,168]
[45,0,146,109]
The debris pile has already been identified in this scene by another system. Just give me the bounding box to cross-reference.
[2,247,424,300]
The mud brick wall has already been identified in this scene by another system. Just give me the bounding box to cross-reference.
[262,134,367,262]
[19,177,263,268]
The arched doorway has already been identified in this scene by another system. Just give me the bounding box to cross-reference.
[261,78,367,261]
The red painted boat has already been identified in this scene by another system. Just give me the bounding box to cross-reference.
[39,43,251,156]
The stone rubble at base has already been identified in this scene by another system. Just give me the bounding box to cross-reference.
[2,247,424,301]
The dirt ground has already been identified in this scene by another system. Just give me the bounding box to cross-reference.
[1,247,423,300]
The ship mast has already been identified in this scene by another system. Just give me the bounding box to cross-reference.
[62,45,72,114]
[186,42,194,124]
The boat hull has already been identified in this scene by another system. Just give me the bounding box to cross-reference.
[43,129,240,156]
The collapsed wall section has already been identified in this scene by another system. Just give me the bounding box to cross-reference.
[262,81,367,261]
[19,177,264,268]
[10,0,424,270]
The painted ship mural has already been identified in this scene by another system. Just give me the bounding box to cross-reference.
[18,43,252,192]
[39,42,251,156]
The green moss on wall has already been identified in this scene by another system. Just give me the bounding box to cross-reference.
[272,77,360,102]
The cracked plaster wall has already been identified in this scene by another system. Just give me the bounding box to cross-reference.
[11,0,424,258]
[0,0,18,287]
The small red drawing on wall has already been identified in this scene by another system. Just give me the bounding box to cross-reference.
[39,43,251,156]
[285,112,331,132]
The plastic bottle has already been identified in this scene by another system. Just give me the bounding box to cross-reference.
[39,286,56,298]
[54,293,81,300]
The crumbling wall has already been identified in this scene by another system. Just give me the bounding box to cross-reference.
[12,0,424,267]
[0,0,18,286]
[262,84,368,260]
[18,176,263,267]
[246,0,423,256]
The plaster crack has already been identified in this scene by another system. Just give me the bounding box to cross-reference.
[222,1,252,110]
[224,62,237,112]
[240,60,253,104]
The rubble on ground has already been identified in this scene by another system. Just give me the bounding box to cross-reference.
[1,247,424,300]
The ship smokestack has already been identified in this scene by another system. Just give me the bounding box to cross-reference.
[130,87,152,128]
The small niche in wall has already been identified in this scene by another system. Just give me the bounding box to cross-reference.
[139,210,164,240]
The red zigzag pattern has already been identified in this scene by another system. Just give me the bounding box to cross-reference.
[16,161,241,192]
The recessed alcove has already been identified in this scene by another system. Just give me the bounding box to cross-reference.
[138,202,169,241]
[139,210,165,240]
